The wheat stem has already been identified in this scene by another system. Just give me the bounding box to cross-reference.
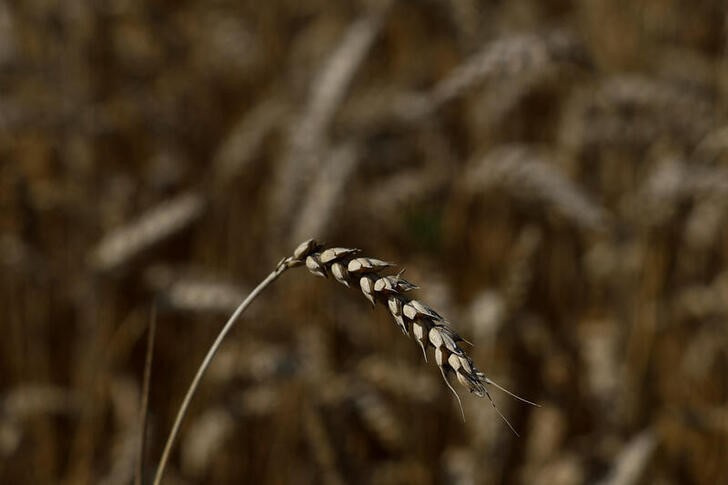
[152,259,295,485]
[136,304,157,485]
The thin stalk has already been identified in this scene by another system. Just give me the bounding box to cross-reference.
[135,304,157,485]
[153,261,292,485]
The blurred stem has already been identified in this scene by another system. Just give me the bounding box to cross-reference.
[152,259,294,485]
[136,304,157,485]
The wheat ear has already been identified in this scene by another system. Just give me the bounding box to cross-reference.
[299,240,539,424]
[153,239,537,484]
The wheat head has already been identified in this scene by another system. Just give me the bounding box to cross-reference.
[294,238,538,428]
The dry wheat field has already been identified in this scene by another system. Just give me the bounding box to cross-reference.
[1,0,727,484]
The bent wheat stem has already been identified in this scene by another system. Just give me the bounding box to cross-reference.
[152,257,298,485]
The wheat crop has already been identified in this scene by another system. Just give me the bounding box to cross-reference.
[153,238,538,484]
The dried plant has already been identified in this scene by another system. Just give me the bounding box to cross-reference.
[145,267,250,315]
[90,192,206,273]
[397,31,582,121]
[152,238,538,484]
[212,97,288,185]
[290,142,360,245]
[270,9,388,236]
[463,144,608,230]
[559,75,716,151]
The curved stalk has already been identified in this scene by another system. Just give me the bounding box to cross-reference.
[153,260,293,485]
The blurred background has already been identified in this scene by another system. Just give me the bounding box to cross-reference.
[1,0,727,483]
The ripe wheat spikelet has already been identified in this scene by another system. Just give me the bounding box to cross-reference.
[294,239,538,428]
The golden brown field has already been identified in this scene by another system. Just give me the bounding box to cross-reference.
[1,0,727,483]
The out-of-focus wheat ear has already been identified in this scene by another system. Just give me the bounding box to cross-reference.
[145,267,250,315]
[397,31,582,121]
[1,385,79,457]
[559,76,714,152]
[600,430,656,485]
[463,145,607,230]
[269,10,387,241]
[306,254,328,278]
[290,143,360,247]
[359,275,376,306]
[352,389,404,452]
[502,226,542,316]
[211,96,288,186]
[89,191,205,272]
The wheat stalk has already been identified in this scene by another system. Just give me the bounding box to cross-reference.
[153,239,537,484]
